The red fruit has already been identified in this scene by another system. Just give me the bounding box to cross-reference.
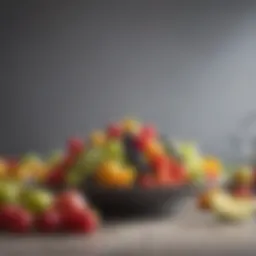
[67,138,84,157]
[54,190,87,214]
[170,161,187,182]
[134,135,149,151]
[0,205,33,233]
[46,166,65,187]
[140,125,157,140]
[35,209,61,233]
[232,186,252,198]
[107,123,122,138]
[152,155,169,171]
[138,174,156,188]
[61,209,98,233]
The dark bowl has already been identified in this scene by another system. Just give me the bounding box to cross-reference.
[82,184,192,220]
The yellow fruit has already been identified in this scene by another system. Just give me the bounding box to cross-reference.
[203,156,222,176]
[16,165,32,180]
[197,188,220,210]
[35,165,50,181]
[96,161,122,187]
[15,160,48,182]
[121,118,141,134]
[90,131,107,146]
[145,139,165,159]
[116,167,136,188]
[0,159,8,178]
[211,191,255,221]
[96,161,136,188]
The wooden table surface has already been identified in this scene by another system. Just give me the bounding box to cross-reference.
[1,199,255,256]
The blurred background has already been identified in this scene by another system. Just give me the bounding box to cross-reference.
[1,0,256,160]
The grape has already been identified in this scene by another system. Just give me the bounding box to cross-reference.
[80,147,105,172]
[104,139,124,161]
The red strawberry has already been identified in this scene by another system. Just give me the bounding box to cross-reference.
[0,205,33,233]
[61,209,98,233]
[35,209,61,233]
[67,138,84,157]
[107,123,122,138]
[54,190,87,214]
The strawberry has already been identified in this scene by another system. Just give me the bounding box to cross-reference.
[35,209,61,233]
[0,205,33,233]
[61,209,98,233]
[54,190,87,214]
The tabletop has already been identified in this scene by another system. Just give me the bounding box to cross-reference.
[1,198,255,256]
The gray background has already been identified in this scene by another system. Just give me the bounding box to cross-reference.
[2,1,256,160]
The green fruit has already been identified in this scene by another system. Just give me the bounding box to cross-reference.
[104,139,124,161]
[82,147,105,171]
[178,143,202,162]
[20,189,53,214]
[188,169,205,186]
[0,181,20,206]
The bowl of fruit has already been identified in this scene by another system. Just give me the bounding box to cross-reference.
[42,118,192,218]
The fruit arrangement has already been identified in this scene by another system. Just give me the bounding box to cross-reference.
[228,166,254,197]
[0,181,99,234]
[197,187,255,222]
[44,118,190,190]
[0,119,223,191]
[197,165,256,222]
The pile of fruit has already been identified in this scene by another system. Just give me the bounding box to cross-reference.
[45,118,189,189]
[197,188,255,222]
[0,181,99,233]
[0,119,223,191]
[197,166,256,222]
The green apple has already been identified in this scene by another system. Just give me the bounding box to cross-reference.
[0,181,21,206]
[20,189,53,214]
